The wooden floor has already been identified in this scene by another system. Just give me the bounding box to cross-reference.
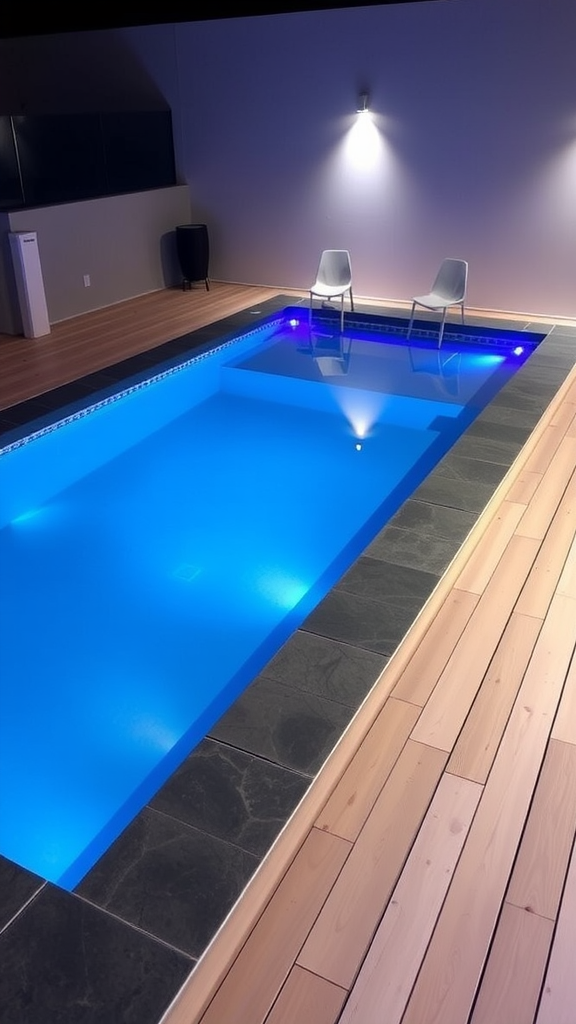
[3,284,576,1024]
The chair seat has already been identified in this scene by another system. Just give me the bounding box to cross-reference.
[310,282,349,299]
[412,291,457,310]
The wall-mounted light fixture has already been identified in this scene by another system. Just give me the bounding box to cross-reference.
[357,91,369,114]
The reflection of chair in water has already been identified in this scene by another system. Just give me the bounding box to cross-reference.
[311,331,352,376]
[309,249,354,333]
[407,258,468,345]
[408,345,462,397]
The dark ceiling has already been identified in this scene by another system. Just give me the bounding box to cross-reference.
[0,2,444,40]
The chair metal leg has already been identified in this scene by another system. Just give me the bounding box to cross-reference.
[349,287,355,312]
[407,301,416,339]
[438,307,448,346]
[461,302,465,325]
[340,294,344,333]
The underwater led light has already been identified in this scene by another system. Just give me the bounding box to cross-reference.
[289,318,300,328]
[513,346,525,356]
[357,91,369,114]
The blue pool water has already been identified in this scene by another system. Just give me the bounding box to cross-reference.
[0,310,538,888]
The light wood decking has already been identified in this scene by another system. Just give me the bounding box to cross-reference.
[2,283,575,1024]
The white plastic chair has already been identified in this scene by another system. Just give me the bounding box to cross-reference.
[407,258,468,345]
[309,249,354,332]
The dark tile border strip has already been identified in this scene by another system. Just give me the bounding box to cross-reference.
[1,302,574,1024]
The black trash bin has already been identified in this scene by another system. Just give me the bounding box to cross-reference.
[176,223,210,291]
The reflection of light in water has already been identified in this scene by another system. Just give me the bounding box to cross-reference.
[128,714,179,753]
[469,354,505,367]
[333,386,387,440]
[343,112,384,171]
[11,508,43,526]
[257,570,308,611]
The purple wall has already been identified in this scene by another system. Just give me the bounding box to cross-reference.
[123,0,575,317]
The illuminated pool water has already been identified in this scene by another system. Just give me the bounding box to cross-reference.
[0,310,539,888]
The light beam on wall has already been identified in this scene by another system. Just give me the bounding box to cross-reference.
[343,96,384,172]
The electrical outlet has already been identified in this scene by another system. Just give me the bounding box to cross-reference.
[83,274,91,287]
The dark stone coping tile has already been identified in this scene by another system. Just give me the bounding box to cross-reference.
[76,807,258,959]
[260,629,388,708]
[150,737,310,858]
[549,324,576,338]
[444,431,525,468]
[302,585,430,657]
[2,301,575,1023]
[0,883,192,1024]
[208,676,353,776]
[0,857,45,932]
[364,522,464,576]
[411,472,502,515]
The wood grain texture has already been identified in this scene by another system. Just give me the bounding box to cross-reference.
[515,467,576,618]
[469,903,554,1024]
[298,741,448,988]
[536,838,576,1024]
[447,612,542,784]
[411,535,540,752]
[401,591,576,1024]
[551,650,576,745]
[264,967,346,1024]
[315,697,421,841]
[516,436,576,540]
[198,828,351,1024]
[390,589,479,706]
[339,774,481,1024]
[454,500,527,595]
[506,739,576,919]
[557,528,576,599]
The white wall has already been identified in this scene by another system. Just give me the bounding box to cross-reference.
[3,186,190,328]
[123,0,576,319]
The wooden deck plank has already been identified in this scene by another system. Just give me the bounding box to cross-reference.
[447,611,541,784]
[516,436,576,540]
[506,739,576,920]
[551,648,576,746]
[264,966,346,1024]
[401,592,576,1024]
[411,535,540,752]
[314,697,421,841]
[390,590,479,707]
[557,528,576,600]
[338,774,481,1024]
[469,903,554,1024]
[535,838,576,1024]
[515,467,576,618]
[197,828,351,1024]
[520,423,570,477]
[453,500,527,595]
[298,741,448,988]
[504,468,543,505]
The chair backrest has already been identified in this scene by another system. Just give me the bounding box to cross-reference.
[432,258,468,302]
[316,249,352,288]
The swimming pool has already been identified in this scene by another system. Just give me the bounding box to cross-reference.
[0,308,540,889]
